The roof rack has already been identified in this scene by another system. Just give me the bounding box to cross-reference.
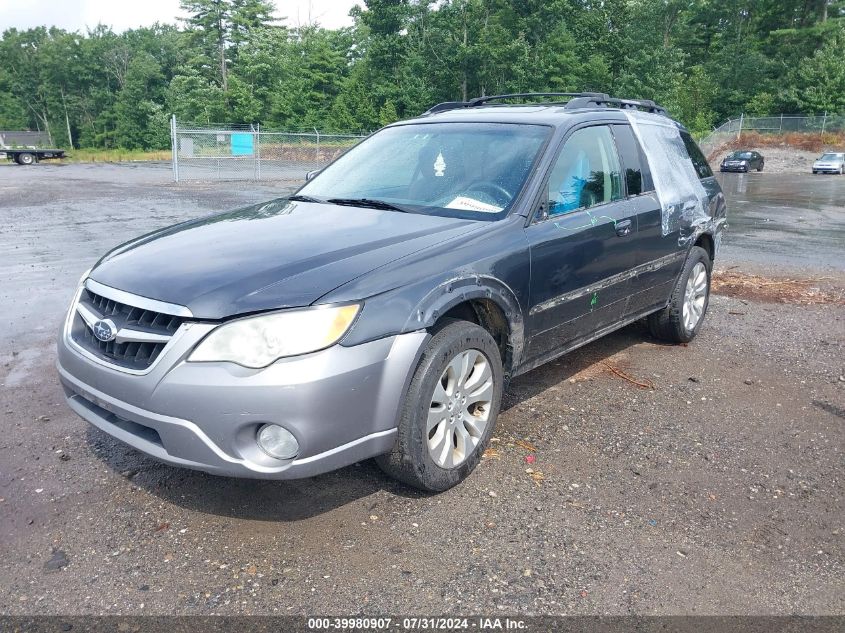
[566,94,667,115]
[423,92,668,116]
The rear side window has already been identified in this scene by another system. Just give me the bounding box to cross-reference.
[611,124,655,196]
[546,125,623,216]
[681,132,713,179]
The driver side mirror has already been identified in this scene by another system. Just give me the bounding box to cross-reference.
[305,169,320,182]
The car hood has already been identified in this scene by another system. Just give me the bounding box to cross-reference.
[90,199,479,319]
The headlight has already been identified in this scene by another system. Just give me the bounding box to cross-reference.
[189,304,360,368]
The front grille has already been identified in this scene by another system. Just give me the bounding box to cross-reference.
[70,288,185,371]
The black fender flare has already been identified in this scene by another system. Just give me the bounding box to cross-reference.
[401,274,526,369]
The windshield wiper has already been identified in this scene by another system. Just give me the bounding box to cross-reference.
[326,197,412,213]
[288,194,325,203]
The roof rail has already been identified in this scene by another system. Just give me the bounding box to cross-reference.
[468,92,609,106]
[564,95,667,115]
[422,92,667,116]
[423,93,607,115]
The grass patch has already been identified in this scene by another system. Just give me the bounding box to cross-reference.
[61,148,172,163]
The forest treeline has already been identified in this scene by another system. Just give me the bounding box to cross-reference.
[1,0,843,150]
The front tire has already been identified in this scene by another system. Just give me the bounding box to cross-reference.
[647,246,712,344]
[376,319,503,492]
[17,152,35,165]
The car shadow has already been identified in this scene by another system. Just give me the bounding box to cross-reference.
[502,318,654,412]
[86,425,426,522]
[88,319,654,522]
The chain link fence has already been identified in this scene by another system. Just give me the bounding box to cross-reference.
[699,113,845,158]
[169,116,366,183]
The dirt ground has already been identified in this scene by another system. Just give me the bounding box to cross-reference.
[0,163,843,616]
[712,146,842,174]
[711,270,845,306]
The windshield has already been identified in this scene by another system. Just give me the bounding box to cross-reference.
[298,122,550,220]
[728,151,753,159]
[820,153,842,160]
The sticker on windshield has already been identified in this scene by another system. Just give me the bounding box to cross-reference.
[445,197,503,213]
[434,151,446,177]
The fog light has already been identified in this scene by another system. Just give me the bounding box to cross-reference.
[256,424,299,460]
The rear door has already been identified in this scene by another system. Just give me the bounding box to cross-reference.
[624,127,718,314]
[612,123,685,314]
[523,124,639,362]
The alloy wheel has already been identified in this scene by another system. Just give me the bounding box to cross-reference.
[683,262,708,332]
[427,349,494,468]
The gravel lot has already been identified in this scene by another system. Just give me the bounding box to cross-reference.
[0,163,843,616]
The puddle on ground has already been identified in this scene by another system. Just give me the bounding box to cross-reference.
[717,172,845,270]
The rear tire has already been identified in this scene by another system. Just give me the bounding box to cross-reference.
[17,152,35,165]
[647,246,712,344]
[376,319,503,492]
[757,163,764,172]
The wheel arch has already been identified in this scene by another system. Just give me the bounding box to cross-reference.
[438,298,514,380]
[694,232,715,262]
[404,275,525,380]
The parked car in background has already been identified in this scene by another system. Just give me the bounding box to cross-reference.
[720,150,764,173]
[57,92,726,492]
[812,152,845,175]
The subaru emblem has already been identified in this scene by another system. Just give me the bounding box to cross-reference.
[92,318,117,342]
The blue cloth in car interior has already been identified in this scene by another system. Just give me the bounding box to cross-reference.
[551,151,589,215]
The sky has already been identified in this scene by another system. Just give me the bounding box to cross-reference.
[0,0,363,33]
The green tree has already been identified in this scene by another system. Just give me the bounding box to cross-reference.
[788,27,845,113]
[114,52,167,148]
[2,0,844,149]
[179,0,275,91]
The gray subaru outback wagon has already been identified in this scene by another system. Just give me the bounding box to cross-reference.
[58,93,726,491]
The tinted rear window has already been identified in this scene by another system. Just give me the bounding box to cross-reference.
[682,132,714,179]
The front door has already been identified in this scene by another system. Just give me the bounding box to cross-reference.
[524,124,639,362]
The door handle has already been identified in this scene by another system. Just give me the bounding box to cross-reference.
[615,218,633,237]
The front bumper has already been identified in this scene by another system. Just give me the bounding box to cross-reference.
[720,164,748,172]
[813,165,841,173]
[58,320,428,479]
